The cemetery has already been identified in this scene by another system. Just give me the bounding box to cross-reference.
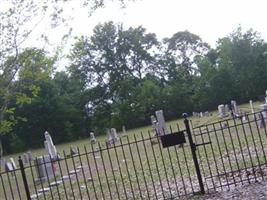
[1,97,267,199]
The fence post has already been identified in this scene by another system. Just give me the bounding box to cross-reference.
[183,113,205,194]
[18,156,31,200]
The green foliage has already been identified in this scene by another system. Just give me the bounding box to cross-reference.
[2,23,267,155]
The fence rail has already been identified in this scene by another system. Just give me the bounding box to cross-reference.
[1,110,267,199]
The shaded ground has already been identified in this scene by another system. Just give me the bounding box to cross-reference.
[190,181,267,200]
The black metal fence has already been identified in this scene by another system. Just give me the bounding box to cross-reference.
[1,111,267,199]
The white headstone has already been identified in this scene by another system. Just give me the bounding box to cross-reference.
[27,151,33,163]
[218,104,226,118]
[10,157,16,169]
[260,104,267,118]
[231,100,238,114]
[5,162,14,172]
[265,90,267,103]
[23,153,29,165]
[110,128,118,141]
[200,112,203,118]
[151,115,159,135]
[155,110,168,136]
[250,100,255,114]
[90,132,96,144]
[44,131,58,160]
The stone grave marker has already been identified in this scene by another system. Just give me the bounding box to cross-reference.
[250,100,255,114]
[265,90,267,104]
[155,110,168,136]
[10,157,17,170]
[70,146,78,156]
[231,100,239,115]
[110,128,118,142]
[44,131,58,160]
[27,151,33,163]
[5,161,14,172]
[225,104,229,112]
[23,153,29,165]
[218,104,226,118]
[260,104,267,118]
[90,132,96,144]
[35,155,55,183]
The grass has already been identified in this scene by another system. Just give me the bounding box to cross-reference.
[1,101,267,199]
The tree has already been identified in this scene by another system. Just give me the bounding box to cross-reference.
[0,0,135,156]
[69,22,159,131]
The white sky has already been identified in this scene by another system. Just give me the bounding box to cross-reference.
[52,0,267,48]
[19,0,267,69]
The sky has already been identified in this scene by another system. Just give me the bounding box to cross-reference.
[18,0,267,69]
[49,0,267,48]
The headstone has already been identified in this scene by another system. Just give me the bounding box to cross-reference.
[225,104,229,112]
[200,112,203,118]
[250,100,255,114]
[218,104,226,118]
[231,100,238,115]
[23,153,29,165]
[106,129,114,147]
[265,90,267,103]
[27,151,33,163]
[90,132,96,144]
[44,131,58,160]
[260,104,267,118]
[5,161,14,172]
[35,155,55,182]
[155,110,168,136]
[70,146,78,156]
[151,115,159,135]
[110,128,118,142]
[204,111,209,117]
[10,157,17,170]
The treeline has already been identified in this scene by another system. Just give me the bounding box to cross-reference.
[2,22,267,154]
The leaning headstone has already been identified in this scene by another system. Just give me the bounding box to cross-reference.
[110,128,118,142]
[44,131,58,160]
[155,110,168,136]
[218,104,226,118]
[5,161,14,172]
[90,132,96,144]
[200,112,203,118]
[260,104,267,118]
[265,90,267,104]
[10,157,17,170]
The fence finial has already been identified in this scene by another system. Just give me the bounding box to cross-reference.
[182,113,188,119]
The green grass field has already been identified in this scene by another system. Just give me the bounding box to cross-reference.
[1,101,267,200]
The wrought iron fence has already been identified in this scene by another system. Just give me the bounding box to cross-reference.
[1,111,267,200]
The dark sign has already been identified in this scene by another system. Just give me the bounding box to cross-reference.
[160,131,186,148]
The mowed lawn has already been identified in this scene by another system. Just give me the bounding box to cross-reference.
[1,101,266,200]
